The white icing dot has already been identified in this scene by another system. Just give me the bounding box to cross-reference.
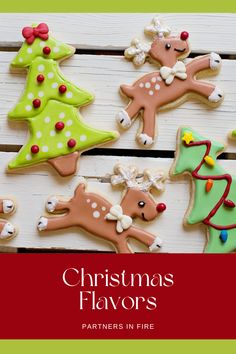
[57,142,63,148]
[50,130,56,137]
[66,92,73,98]
[65,131,71,137]
[157,76,162,81]
[19,58,23,63]
[38,91,44,97]
[36,131,42,138]
[53,47,60,53]
[47,72,54,79]
[145,82,151,88]
[42,145,49,152]
[102,206,106,211]
[139,83,144,88]
[39,41,45,48]
[26,154,32,161]
[86,199,90,203]
[59,112,65,119]
[149,90,154,96]
[80,135,87,142]
[91,202,97,209]
[52,82,58,89]
[44,116,50,123]
[27,48,33,54]
[66,120,73,126]
[38,65,45,72]
[25,105,32,111]
[155,84,160,90]
[27,93,34,99]
[151,77,157,83]
[93,211,100,218]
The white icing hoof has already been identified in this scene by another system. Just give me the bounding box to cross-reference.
[137,133,154,146]
[0,222,16,239]
[116,110,131,129]
[149,236,163,252]
[3,199,15,214]
[46,196,58,213]
[208,87,224,103]
[38,217,48,231]
[210,52,221,70]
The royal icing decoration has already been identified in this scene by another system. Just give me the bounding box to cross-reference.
[8,23,118,176]
[0,198,17,240]
[117,16,224,146]
[38,164,167,253]
[171,127,236,253]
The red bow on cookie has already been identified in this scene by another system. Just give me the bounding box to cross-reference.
[22,23,49,45]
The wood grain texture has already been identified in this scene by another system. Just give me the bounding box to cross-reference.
[0,53,235,152]
[1,152,236,253]
[0,14,236,53]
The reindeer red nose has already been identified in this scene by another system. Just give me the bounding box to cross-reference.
[180,31,189,41]
[156,203,166,213]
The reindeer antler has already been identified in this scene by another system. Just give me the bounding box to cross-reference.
[111,164,139,188]
[140,170,166,192]
[124,38,151,66]
[145,16,171,38]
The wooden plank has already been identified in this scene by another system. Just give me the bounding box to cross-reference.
[0,52,236,152]
[1,152,236,253]
[0,14,236,54]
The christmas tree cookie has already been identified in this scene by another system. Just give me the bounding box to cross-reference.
[171,127,236,253]
[8,23,118,176]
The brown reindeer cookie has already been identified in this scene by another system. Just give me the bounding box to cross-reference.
[0,198,17,240]
[38,164,167,253]
[117,16,224,147]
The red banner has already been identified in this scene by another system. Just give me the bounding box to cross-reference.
[0,254,235,339]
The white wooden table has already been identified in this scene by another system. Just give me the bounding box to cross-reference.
[0,13,235,253]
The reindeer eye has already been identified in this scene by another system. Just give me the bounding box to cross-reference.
[165,43,171,50]
[138,201,146,208]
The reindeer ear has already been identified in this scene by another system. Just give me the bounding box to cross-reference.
[74,177,87,197]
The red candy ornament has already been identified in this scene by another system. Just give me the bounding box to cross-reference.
[156,203,166,213]
[37,74,45,83]
[43,46,51,55]
[33,99,41,108]
[31,145,39,154]
[55,121,65,131]
[180,31,189,41]
[59,85,67,94]
[67,139,76,148]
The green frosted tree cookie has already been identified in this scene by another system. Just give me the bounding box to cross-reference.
[171,127,236,253]
[8,23,119,176]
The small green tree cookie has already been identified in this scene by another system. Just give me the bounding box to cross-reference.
[171,127,236,253]
[9,23,118,176]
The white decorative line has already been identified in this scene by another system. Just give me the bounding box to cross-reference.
[105,205,132,234]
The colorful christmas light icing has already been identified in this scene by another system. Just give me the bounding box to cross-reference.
[171,127,236,253]
[8,23,118,176]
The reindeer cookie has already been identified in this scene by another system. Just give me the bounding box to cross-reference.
[171,127,236,253]
[0,198,17,240]
[38,164,167,253]
[117,16,224,146]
